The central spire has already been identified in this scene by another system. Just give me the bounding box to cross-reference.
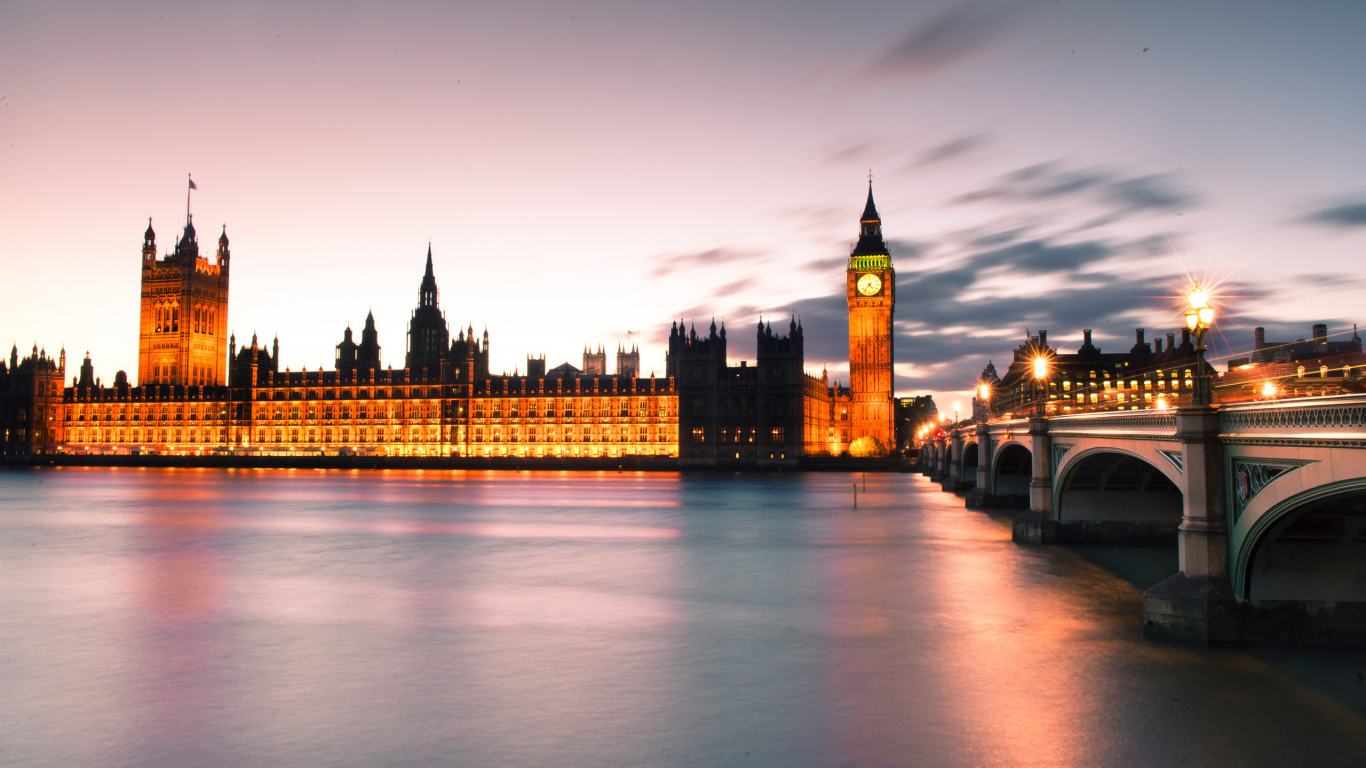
[852,180,889,258]
[861,183,880,224]
[419,243,438,309]
[407,243,449,370]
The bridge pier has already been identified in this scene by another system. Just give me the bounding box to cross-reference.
[942,430,963,491]
[1013,416,1057,542]
[1144,405,1239,644]
[928,439,945,482]
[965,423,992,507]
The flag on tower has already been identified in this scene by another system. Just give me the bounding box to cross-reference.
[188,177,197,190]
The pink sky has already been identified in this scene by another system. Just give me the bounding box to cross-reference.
[3,1,1365,408]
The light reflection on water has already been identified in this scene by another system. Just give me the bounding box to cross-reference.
[2,467,1365,767]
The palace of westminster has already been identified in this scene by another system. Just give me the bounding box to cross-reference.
[0,188,902,465]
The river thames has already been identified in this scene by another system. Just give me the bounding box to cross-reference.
[2,468,1365,767]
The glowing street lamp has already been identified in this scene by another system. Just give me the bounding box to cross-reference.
[1031,355,1050,417]
[973,381,991,424]
[1185,283,1216,405]
[1261,381,1278,399]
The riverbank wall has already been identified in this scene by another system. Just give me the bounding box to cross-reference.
[5,454,912,473]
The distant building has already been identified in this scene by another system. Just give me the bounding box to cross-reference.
[985,327,1213,418]
[582,346,607,376]
[616,344,640,378]
[971,362,999,422]
[546,362,583,380]
[1219,323,1364,401]
[895,395,938,451]
[0,344,66,456]
[1247,323,1363,365]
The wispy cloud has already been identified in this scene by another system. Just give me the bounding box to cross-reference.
[713,279,754,298]
[955,162,1196,217]
[801,256,848,273]
[914,133,989,167]
[863,1,1032,81]
[650,247,764,278]
[824,138,886,165]
[1302,199,1366,229]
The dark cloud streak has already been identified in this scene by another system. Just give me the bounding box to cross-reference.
[915,133,988,167]
[1303,200,1366,229]
[650,247,764,278]
[863,1,1030,80]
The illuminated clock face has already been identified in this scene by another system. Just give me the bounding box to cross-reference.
[857,273,883,296]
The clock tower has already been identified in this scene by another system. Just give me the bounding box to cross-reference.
[846,183,895,453]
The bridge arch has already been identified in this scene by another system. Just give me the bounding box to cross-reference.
[1234,477,1366,603]
[992,442,1031,497]
[960,441,979,489]
[1053,448,1183,542]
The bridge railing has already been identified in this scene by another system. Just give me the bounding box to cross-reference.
[982,418,1029,442]
[1220,393,1366,445]
[1041,409,1178,439]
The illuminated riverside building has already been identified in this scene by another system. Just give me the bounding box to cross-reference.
[983,328,1214,417]
[8,188,897,463]
[57,239,682,459]
[1218,323,1364,401]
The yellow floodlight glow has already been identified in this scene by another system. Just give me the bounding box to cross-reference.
[1261,381,1278,398]
[1189,286,1210,310]
[1156,395,1169,410]
[979,383,991,401]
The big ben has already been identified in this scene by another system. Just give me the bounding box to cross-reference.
[846,183,895,452]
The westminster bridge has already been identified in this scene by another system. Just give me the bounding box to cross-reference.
[922,395,1366,645]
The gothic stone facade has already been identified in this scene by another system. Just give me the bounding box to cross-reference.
[0,345,66,456]
[846,186,895,453]
[667,318,849,467]
[21,187,893,464]
[137,217,230,388]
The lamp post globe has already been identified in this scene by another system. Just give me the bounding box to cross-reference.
[1186,283,1216,405]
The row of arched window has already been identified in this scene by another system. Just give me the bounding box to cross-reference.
[152,302,217,335]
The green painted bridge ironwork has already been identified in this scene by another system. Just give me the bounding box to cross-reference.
[923,393,1366,644]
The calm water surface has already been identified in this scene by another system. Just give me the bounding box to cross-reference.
[2,467,1365,767]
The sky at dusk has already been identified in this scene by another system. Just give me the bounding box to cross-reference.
[3,0,1365,409]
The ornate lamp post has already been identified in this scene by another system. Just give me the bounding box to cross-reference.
[978,382,991,422]
[1185,285,1216,405]
[1032,355,1050,417]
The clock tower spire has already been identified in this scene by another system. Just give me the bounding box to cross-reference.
[846,180,896,454]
